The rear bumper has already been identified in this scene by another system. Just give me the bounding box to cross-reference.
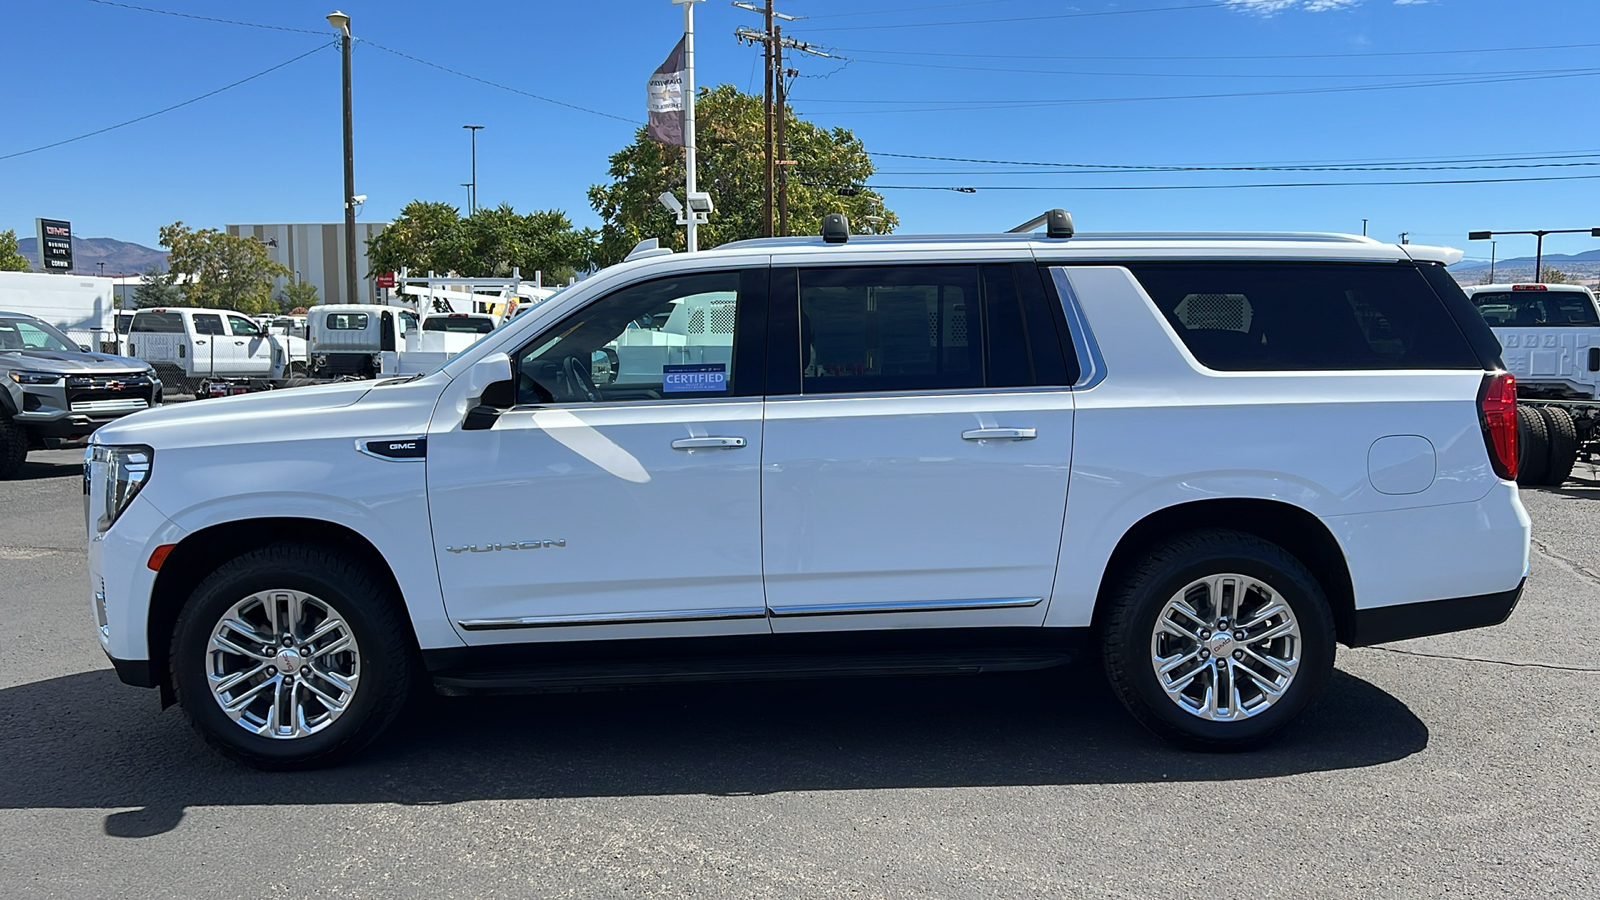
[1347,580,1524,647]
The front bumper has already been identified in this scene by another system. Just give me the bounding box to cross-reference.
[107,654,159,688]
[14,375,161,439]
[1347,580,1525,647]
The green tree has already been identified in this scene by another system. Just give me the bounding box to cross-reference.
[132,265,183,308]
[0,229,31,271]
[367,201,592,283]
[158,222,289,313]
[282,279,320,310]
[1540,267,1572,284]
[587,84,895,266]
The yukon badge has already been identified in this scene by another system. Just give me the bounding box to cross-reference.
[444,540,566,554]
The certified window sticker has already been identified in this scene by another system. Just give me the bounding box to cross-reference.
[662,363,728,393]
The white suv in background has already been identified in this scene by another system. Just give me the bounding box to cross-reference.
[84,213,1530,768]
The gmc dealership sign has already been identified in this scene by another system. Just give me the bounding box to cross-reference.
[35,218,72,271]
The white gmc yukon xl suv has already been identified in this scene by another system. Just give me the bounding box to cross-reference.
[85,214,1530,768]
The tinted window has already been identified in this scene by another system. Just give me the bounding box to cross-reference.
[423,316,496,334]
[193,314,225,336]
[800,266,981,393]
[514,271,742,405]
[1129,262,1482,371]
[1471,290,1599,327]
[325,313,369,330]
[130,312,184,333]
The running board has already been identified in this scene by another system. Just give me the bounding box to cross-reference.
[431,647,1075,696]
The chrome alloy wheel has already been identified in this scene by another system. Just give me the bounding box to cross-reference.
[206,589,361,740]
[1150,574,1301,721]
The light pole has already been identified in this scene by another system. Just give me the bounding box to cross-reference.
[674,0,703,252]
[1470,228,1600,283]
[463,125,483,214]
[1490,240,1497,282]
[1362,218,1368,237]
[461,182,473,210]
[328,10,358,305]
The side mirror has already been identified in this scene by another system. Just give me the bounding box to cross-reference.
[80,344,92,352]
[463,352,514,431]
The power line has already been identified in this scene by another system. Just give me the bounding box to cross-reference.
[0,42,334,162]
[839,57,1600,81]
[853,173,1600,192]
[357,38,642,125]
[828,40,1600,62]
[803,0,1029,19]
[800,1,1232,32]
[791,68,1600,113]
[870,149,1600,169]
[81,0,324,34]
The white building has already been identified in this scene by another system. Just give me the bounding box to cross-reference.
[227,222,389,307]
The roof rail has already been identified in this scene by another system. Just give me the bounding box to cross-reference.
[1008,209,1074,238]
[624,238,674,263]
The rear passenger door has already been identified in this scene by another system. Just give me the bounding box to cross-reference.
[190,313,226,376]
[760,262,1077,631]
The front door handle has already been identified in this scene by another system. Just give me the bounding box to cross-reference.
[671,436,747,450]
[962,427,1036,441]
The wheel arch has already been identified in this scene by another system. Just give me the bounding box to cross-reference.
[146,517,414,705]
[1091,498,1357,645]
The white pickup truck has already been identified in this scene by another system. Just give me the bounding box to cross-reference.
[126,307,289,395]
[1464,282,1600,485]
[377,312,498,377]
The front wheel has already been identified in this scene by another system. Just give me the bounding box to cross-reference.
[1100,529,1336,750]
[170,544,416,769]
[0,414,26,480]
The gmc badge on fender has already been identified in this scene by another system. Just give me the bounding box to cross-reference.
[363,438,427,460]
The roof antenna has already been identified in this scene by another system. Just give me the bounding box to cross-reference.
[822,213,850,244]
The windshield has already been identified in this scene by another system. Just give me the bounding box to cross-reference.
[0,317,78,352]
[1472,290,1600,327]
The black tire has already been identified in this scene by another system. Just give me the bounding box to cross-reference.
[1100,529,1337,751]
[1539,406,1578,487]
[170,543,417,769]
[1516,405,1550,487]
[0,414,27,480]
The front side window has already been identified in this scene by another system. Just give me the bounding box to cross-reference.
[228,316,262,337]
[1130,262,1481,371]
[1471,290,1600,327]
[514,271,742,405]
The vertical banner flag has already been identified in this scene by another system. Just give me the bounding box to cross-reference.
[647,38,687,146]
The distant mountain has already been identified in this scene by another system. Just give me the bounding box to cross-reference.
[16,236,168,276]
[1450,248,1600,287]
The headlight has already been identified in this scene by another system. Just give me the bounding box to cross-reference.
[146,368,162,385]
[88,444,153,534]
[9,371,62,385]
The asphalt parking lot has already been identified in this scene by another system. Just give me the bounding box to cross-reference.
[2,448,1596,899]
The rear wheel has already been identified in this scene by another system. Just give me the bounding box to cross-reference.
[1516,405,1550,487]
[1539,406,1578,486]
[0,414,27,480]
[1100,529,1336,750]
[170,544,416,769]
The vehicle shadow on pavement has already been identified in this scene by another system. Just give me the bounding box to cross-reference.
[0,664,1427,838]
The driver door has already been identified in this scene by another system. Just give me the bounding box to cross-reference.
[426,265,773,643]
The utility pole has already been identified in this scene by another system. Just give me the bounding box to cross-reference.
[674,0,703,252]
[735,6,833,238]
[1398,232,1409,245]
[1361,218,1368,236]
[463,125,483,213]
[328,11,358,306]
[1489,240,1497,282]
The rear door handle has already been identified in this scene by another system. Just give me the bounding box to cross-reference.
[671,436,747,450]
[962,427,1036,441]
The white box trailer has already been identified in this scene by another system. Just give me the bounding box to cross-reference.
[0,271,116,351]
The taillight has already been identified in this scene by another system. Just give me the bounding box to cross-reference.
[1478,372,1518,481]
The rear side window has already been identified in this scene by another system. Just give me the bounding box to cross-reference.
[192,314,225,336]
[423,316,495,334]
[130,312,184,333]
[1128,262,1482,371]
[325,313,369,330]
[1471,290,1599,327]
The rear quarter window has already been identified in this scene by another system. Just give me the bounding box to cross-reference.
[1128,262,1482,371]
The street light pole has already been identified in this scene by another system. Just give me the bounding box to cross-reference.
[1490,240,1497,282]
[328,11,358,305]
[1469,227,1600,283]
[673,0,703,252]
[463,125,483,214]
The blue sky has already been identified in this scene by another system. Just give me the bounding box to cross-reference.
[4,0,1600,264]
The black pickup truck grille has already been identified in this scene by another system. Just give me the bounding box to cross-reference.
[65,373,156,415]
